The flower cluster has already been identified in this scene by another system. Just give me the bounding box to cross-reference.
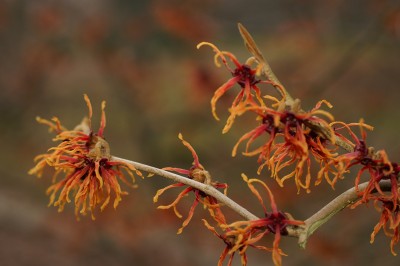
[29,94,142,219]
[200,38,400,255]
[199,41,341,193]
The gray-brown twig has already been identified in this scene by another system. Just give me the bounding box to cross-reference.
[112,156,394,249]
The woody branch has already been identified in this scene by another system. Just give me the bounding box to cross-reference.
[112,156,396,248]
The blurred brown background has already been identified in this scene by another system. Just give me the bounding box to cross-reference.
[1,0,400,265]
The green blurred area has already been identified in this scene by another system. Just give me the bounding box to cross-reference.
[1,0,400,265]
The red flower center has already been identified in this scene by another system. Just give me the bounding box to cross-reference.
[233,64,259,88]
[265,211,289,235]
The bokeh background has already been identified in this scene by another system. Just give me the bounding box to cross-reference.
[1,0,400,265]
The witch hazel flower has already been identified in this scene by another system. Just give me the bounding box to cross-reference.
[325,120,399,205]
[326,120,374,180]
[197,42,284,134]
[232,99,336,193]
[29,94,142,219]
[370,197,400,255]
[204,174,303,266]
[354,150,400,206]
[202,218,273,266]
[153,133,228,234]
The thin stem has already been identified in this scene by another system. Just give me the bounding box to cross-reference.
[112,156,260,221]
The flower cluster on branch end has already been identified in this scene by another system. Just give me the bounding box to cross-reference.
[29,95,142,219]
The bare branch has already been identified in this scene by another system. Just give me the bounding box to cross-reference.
[286,180,394,248]
[112,156,260,221]
[113,157,395,251]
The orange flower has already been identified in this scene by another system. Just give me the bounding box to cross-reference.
[233,100,336,193]
[204,174,303,266]
[370,198,400,255]
[231,104,281,159]
[202,219,272,266]
[324,121,400,205]
[330,121,400,255]
[153,133,227,234]
[267,101,336,191]
[197,42,279,133]
[326,120,373,183]
[29,94,142,219]
[353,150,400,207]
